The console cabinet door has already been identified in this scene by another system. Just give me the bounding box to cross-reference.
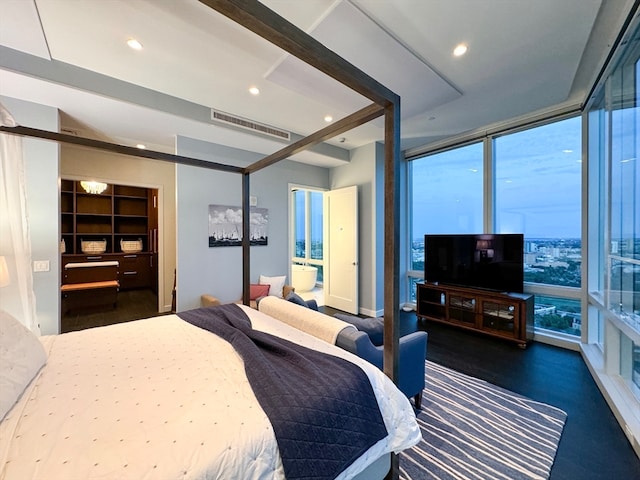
[447,294,477,326]
[480,299,520,338]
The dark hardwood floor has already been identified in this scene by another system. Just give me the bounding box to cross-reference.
[320,306,640,480]
[61,288,160,333]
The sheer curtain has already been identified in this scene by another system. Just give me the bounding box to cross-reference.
[0,102,40,334]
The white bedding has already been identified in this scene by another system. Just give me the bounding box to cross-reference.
[0,306,420,479]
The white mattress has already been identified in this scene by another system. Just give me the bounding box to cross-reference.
[0,306,420,479]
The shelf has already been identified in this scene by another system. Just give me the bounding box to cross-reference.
[61,179,74,192]
[419,304,445,319]
[115,197,147,216]
[114,185,147,198]
[61,192,73,213]
[76,198,111,215]
[60,179,155,255]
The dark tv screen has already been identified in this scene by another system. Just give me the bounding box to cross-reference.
[424,234,524,293]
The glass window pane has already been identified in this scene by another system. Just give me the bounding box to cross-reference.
[410,142,483,271]
[534,295,581,336]
[293,190,306,258]
[495,117,582,288]
[315,265,324,284]
[633,341,640,392]
[408,276,420,303]
[607,32,640,332]
[310,191,323,260]
[588,91,607,298]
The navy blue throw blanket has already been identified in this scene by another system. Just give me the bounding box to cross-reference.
[178,304,388,480]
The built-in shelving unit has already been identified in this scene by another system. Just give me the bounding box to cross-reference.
[60,179,158,291]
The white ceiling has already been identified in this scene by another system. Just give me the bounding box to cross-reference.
[0,0,634,166]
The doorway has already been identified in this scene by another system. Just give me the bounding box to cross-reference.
[289,184,359,313]
[290,186,325,306]
[60,179,160,332]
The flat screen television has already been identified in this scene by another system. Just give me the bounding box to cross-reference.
[424,233,524,293]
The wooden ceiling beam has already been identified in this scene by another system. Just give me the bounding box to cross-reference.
[245,103,384,173]
[199,0,399,108]
[0,125,243,173]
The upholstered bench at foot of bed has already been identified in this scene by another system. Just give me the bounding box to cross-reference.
[257,296,427,409]
[335,327,427,409]
[201,285,301,310]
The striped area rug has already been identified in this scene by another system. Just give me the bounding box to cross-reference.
[400,361,567,480]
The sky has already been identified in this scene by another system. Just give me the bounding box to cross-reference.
[411,116,584,240]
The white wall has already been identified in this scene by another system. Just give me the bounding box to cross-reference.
[1,96,60,334]
[175,136,330,311]
[330,142,384,316]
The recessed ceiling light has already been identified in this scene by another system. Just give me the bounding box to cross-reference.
[324,115,333,123]
[127,38,143,50]
[249,86,260,95]
[453,43,468,57]
[136,144,146,149]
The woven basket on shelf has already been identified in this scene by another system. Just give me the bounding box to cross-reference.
[81,239,107,254]
[120,238,143,253]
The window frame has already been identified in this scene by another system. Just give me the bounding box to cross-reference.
[406,111,583,347]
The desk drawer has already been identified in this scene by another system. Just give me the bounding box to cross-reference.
[118,254,151,289]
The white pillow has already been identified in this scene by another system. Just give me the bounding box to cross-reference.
[0,310,47,420]
[259,274,287,298]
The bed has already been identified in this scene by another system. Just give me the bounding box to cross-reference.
[1,1,408,478]
[0,306,420,479]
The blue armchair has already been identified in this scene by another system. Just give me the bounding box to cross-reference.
[334,321,427,409]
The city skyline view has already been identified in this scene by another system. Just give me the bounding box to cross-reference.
[409,116,584,337]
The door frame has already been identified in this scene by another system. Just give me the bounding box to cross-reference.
[288,183,326,287]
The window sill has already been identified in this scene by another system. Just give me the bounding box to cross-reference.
[533,329,581,351]
[582,343,640,458]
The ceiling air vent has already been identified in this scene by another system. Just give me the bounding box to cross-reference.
[211,109,290,141]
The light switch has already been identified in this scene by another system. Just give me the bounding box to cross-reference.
[33,260,50,272]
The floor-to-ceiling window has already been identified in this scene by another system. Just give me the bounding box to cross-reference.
[407,5,639,456]
[494,117,583,337]
[585,12,640,423]
[407,117,582,339]
[407,142,483,302]
[291,187,324,283]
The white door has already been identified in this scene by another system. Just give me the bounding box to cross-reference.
[324,185,358,314]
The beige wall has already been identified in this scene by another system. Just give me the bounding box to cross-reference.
[61,145,176,312]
